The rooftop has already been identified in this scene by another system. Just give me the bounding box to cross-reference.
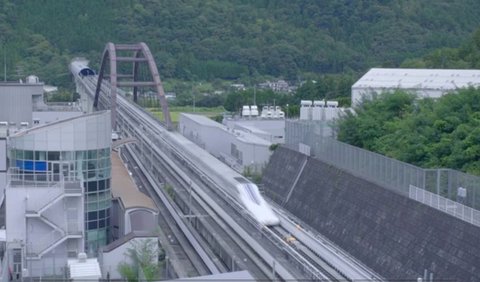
[352,68,480,90]
[181,113,271,146]
[111,152,157,211]
[181,113,224,129]
[10,110,108,137]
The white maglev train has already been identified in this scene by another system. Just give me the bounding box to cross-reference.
[161,124,281,226]
[70,59,280,226]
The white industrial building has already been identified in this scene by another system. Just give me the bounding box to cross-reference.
[351,68,480,107]
[223,118,285,144]
[179,113,272,173]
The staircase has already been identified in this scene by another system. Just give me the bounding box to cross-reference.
[25,186,83,259]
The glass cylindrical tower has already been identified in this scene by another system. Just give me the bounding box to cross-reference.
[7,111,112,254]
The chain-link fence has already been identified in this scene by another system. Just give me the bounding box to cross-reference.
[285,120,480,211]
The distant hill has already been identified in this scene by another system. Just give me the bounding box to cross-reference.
[1,0,480,86]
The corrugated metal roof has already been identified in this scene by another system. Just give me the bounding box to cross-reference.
[352,68,480,90]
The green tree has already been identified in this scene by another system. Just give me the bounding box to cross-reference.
[118,239,162,282]
[336,88,480,175]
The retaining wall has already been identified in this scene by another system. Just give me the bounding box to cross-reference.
[262,146,480,281]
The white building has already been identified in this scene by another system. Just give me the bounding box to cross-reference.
[4,111,112,279]
[351,68,480,107]
[223,118,285,144]
[179,113,272,173]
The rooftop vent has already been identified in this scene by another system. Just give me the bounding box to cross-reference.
[77,252,87,263]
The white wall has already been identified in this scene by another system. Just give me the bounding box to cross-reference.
[0,173,5,197]
[0,84,38,126]
[223,119,285,144]
[6,186,84,277]
[27,243,69,277]
[235,140,271,171]
[180,114,272,173]
[125,209,157,234]
[351,87,445,107]
[6,188,28,242]
[0,139,5,198]
[0,140,6,171]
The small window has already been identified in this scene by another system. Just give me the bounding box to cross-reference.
[87,221,97,230]
[25,150,34,160]
[47,151,60,161]
[87,181,98,192]
[99,219,106,228]
[88,211,98,221]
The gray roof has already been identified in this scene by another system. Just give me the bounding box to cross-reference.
[352,68,480,90]
[111,152,158,211]
[181,113,271,146]
[10,110,109,137]
[180,113,223,128]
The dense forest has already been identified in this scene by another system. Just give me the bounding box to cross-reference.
[336,89,480,175]
[1,0,480,88]
[2,1,480,173]
[334,27,480,175]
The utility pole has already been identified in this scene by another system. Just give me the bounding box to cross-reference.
[3,44,6,82]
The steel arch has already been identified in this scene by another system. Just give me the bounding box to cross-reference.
[94,42,173,130]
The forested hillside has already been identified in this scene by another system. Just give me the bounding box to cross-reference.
[336,89,480,175]
[1,0,480,87]
[334,27,480,175]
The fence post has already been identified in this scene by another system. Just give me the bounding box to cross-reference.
[436,170,440,195]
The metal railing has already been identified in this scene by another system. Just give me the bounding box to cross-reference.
[7,168,82,193]
[285,120,480,211]
[409,185,480,227]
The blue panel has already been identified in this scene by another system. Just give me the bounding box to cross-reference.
[15,160,24,169]
[15,160,47,171]
[35,161,47,171]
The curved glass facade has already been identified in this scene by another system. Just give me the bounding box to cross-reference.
[8,148,111,253]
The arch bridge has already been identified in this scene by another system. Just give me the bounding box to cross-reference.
[93,42,173,130]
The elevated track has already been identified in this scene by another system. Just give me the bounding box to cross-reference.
[71,46,383,281]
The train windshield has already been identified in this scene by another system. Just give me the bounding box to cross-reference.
[244,183,261,205]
